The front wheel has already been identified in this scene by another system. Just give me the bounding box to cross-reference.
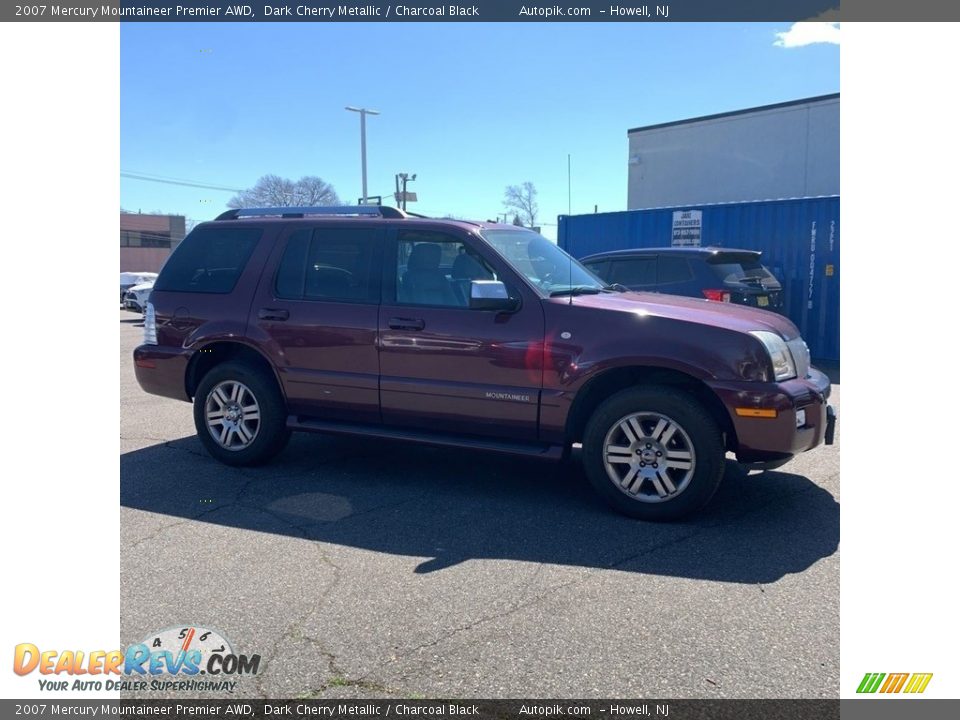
[582,386,725,521]
[193,361,291,467]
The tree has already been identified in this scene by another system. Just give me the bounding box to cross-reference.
[228,174,340,208]
[503,182,539,228]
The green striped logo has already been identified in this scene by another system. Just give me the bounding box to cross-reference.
[857,672,933,694]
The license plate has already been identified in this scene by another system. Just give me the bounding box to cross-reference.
[757,296,769,307]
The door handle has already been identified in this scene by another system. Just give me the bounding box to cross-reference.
[388,317,425,331]
[258,308,290,321]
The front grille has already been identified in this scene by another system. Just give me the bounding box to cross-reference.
[787,337,811,378]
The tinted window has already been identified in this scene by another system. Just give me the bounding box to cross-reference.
[657,257,694,284]
[396,231,496,307]
[154,226,261,294]
[275,227,378,302]
[610,257,656,286]
[274,230,311,299]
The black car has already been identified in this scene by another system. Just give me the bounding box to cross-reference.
[581,247,784,312]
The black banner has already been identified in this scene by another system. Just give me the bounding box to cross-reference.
[6,1,960,23]
[0,699,842,720]
[7,698,960,720]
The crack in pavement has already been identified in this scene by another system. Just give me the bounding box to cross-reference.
[125,503,234,550]
[120,434,177,443]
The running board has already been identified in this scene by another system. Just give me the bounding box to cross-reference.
[287,416,564,460]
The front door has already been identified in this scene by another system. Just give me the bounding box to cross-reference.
[378,228,545,441]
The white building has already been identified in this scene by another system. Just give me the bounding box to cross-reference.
[627,94,839,210]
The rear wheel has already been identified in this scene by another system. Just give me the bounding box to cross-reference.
[193,362,290,466]
[582,386,725,521]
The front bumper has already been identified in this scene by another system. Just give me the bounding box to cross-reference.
[133,344,193,402]
[709,366,836,464]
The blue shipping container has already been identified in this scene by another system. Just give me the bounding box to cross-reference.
[558,196,840,363]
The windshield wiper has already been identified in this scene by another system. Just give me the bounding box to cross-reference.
[549,286,606,297]
[605,283,629,293]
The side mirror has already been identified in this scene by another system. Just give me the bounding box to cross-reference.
[469,280,518,312]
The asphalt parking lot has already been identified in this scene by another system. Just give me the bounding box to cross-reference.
[119,312,840,699]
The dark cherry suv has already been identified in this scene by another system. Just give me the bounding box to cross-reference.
[134,206,835,521]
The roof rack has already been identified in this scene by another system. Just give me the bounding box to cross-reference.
[215,206,409,221]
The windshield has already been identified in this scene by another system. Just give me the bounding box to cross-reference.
[479,229,606,295]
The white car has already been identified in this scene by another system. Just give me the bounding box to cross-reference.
[120,272,157,304]
[123,281,154,313]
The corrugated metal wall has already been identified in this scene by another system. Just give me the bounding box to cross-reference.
[558,196,840,363]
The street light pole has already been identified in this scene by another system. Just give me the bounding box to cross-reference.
[345,106,380,204]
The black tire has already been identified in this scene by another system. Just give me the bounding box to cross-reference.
[582,385,725,521]
[193,361,291,467]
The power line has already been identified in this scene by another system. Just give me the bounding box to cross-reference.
[121,171,243,193]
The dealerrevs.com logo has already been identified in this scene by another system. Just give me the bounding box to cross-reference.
[856,672,933,694]
[13,626,261,693]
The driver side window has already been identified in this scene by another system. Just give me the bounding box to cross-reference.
[395,231,496,307]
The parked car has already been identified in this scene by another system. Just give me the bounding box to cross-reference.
[133,207,834,521]
[120,272,157,304]
[580,247,784,312]
[124,281,154,313]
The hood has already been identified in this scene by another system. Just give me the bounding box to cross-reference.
[559,291,801,340]
[129,281,155,293]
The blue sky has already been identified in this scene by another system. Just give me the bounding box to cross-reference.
[120,22,839,236]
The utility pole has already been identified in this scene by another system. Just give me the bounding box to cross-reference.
[345,106,380,204]
[395,172,417,210]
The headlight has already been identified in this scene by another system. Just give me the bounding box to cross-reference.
[750,330,797,381]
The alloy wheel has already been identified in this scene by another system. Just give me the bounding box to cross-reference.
[204,380,261,451]
[602,412,697,503]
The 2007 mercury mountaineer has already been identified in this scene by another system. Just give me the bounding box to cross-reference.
[133,206,836,520]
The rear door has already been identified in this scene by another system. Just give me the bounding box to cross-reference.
[377,228,545,441]
[249,222,383,423]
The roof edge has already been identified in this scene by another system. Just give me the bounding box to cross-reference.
[627,93,840,135]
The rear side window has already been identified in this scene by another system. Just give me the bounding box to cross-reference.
[275,226,379,303]
[657,257,694,284]
[610,257,656,286]
[154,226,261,294]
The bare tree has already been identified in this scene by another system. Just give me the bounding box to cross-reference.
[228,174,340,208]
[503,182,539,228]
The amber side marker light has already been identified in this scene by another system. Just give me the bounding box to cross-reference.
[735,408,778,418]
